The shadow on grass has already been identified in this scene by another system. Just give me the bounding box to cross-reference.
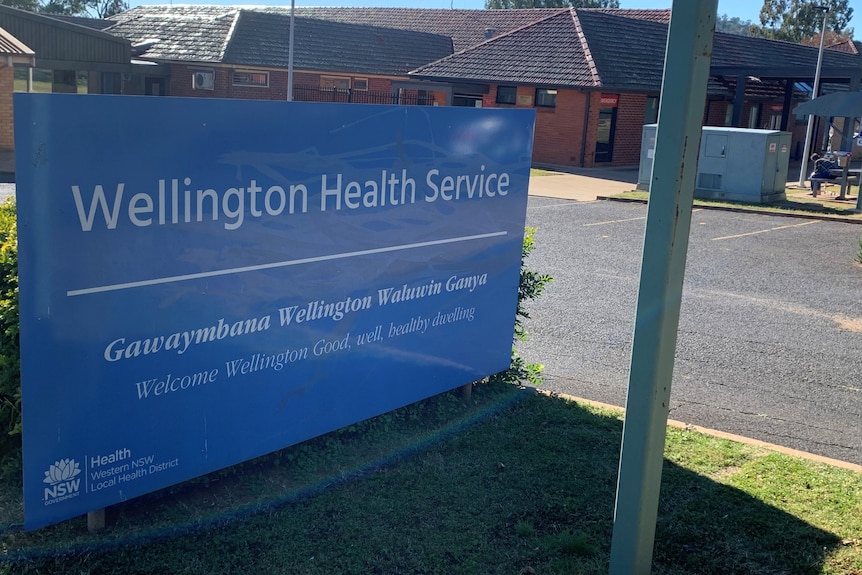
[0,382,845,574]
[775,198,861,216]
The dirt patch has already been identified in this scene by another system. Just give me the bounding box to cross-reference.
[834,316,862,333]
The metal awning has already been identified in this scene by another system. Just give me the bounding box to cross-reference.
[794,90,862,118]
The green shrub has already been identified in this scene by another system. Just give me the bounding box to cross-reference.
[495,227,553,386]
[856,234,862,264]
[0,198,20,480]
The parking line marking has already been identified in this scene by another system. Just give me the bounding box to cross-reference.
[584,216,646,226]
[711,220,820,241]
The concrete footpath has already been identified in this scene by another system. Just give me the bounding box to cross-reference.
[0,160,639,202]
[528,166,639,200]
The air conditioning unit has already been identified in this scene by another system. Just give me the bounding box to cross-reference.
[193,71,214,90]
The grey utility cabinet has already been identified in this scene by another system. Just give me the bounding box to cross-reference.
[637,125,791,203]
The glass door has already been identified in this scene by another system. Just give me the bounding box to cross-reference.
[595,106,617,163]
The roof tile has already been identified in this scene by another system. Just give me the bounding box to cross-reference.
[226,11,452,75]
[412,10,595,88]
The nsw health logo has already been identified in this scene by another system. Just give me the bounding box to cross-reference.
[43,458,82,505]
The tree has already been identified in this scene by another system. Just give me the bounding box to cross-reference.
[717,14,754,36]
[92,0,126,18]
[485,0,620,8]
[0,0,127,17]
[0,0,41,11]
[753,0,854,42]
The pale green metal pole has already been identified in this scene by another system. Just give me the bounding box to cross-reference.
[608,2,717,574]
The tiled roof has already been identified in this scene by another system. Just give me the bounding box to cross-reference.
[709,30,862,74]
[108,6,452,74]
[293,7,566,52]
[225,11,452,75]
[826,39,857,54]
[574,10,668,91]
[411,10,595,88]
[106,6,236,62]
[106,6,862,95]
[412,8,862,93]
[592,8,671,23]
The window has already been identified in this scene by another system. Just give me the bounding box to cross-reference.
[353,78,368,91]
[724,103,734,126]
[535,88,557,108]
[77,71,89,94]
[14,67,52,92]
[233,70,268,87]
[496,85,517,105]
[102,72,121,94]
[747,103,760,129]
[644,96,659,124]
[321,76,351,90]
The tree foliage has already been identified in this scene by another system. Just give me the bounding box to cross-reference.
[0,0,127,17]
[485,0,619,9]
[717,14,754,36]
[753,0,854,42]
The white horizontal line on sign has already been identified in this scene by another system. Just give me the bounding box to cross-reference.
[67,231,508,297]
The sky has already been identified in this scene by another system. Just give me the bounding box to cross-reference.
[128,0,859,34]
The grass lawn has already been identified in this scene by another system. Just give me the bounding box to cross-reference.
[1,381,859,574]
[530,168,558,177]
[609,188,862,223]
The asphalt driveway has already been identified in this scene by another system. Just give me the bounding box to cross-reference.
[518,197,862,466]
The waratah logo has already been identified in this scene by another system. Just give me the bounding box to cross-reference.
[43,458,81,485]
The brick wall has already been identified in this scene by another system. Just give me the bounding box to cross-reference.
[486,86,651,168]
[703,99,728,126]
[581,92,601,167]
[532,89,588,166]
[486,85,587,166]
[167,65,399,102]
[169,65,290,100]
[0,66,13,151]
[609,93,647,167]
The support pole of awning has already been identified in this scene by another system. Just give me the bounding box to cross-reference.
[797,6,829,187]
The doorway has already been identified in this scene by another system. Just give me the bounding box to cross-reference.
[595,106,618,163]
[145,77,166,96]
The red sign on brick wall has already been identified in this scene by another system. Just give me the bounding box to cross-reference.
[600,94,619,107]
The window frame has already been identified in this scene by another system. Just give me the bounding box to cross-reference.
[496,85,517,105]
[320,76,351,90]
[352,77,369,91]
[535,88,557,108]
[232,70,269,88]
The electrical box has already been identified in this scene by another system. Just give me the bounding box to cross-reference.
[695,127,791,203]
[637,125,791,203]
[636,124,657,190]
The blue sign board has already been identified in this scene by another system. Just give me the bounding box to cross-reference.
[15,94,534,530]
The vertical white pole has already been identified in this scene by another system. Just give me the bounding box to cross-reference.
[797,7,830,187]
[287,0,295,102]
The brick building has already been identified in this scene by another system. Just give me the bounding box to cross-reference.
[408,9,862,167]
[105,7,454,106]
[0,27,34,151]
[3,5,862,168]
[0,5,170,153]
